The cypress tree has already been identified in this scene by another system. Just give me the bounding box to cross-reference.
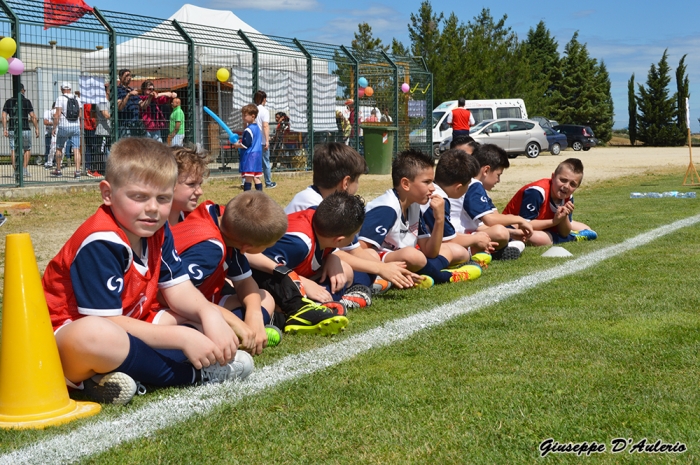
[628,74,637,145]
[676,54,689,141]
[636,50,683,146]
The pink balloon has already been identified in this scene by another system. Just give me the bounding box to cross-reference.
[401,83,410,93]
[7,57,24,76]
[358,88,365,98]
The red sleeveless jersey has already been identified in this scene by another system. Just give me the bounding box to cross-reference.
[44,205,165,330]
[170,201,226,302]
[286,209,331,277]
[451,108,472,131]
[503,178,571,220]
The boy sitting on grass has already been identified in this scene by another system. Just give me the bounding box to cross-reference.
[421,148,498,261]
[358,149,481,289]
[458,144,532,259]
[503,157,597,246]
[285,142,417,294]
[248,191,364,334]
[167,146,287,355]
[43,138,249,406]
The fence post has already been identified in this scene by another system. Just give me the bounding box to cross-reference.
[0,0,23,185]
[340,45,359,151]
[293,39,313,166]
[92,8,118,145]
[381,50,398,156]
[172,20,196,146]
[237,30,258,96]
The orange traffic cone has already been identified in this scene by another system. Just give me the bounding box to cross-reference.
[0,233,101,429]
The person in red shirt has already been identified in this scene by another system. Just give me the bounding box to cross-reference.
[447,98,475,138]
[82,101,98,177]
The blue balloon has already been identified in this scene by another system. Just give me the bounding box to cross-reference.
[229,133,239,144]
[358,77,368,88]
[203,106,239,145]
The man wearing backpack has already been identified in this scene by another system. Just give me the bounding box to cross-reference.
[51,82,83,178]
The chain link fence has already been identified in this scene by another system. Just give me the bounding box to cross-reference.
[0,0,432,187]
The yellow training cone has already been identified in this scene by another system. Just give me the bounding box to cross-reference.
[0,233,100,429]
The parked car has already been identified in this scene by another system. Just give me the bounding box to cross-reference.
[543,126,568,155]
[553,124,597,151]
[469,118,549,158]
[530,116,554,129]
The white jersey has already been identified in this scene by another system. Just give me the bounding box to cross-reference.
[359,188,429,251]
[449,179,482,233]
[284,186,323,214]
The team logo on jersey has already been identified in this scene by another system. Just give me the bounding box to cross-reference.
[481,196,488,203]
[188,263,204,280]
[375,225,387,236]
[274,255,287,265]
[526,203,535,212]
[106,276,124,293]
[172,250,182,262]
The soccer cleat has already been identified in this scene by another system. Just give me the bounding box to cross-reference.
[571,229,598,241]
[321,300,347,316]
[200,350,254,384]
[371,277,392,295]
[265,325,283,348]
[492,246,521,261]
[284,298,348,336]
[445,263,482,283]
[470,252,492,268]
[340,284,372,309]
[414,275,434,289]
[82,372,139,405]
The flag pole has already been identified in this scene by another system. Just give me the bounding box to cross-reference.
[683,97,700,186]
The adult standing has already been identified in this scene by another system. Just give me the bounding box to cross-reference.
[253,90,275,189]
[43,102,56,169]
[83,98,98,175]
[52,82,82,178]
[93,82,112,177]
[139,80,175,142]
[3,83,39,178]
[168,97,185,146]
[447,97,475,139]
[116,68,141,138]
[380,107,393,123]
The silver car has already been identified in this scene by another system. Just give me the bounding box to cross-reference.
[469,118,549,158]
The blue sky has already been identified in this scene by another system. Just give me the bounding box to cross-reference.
[91,0,700,132]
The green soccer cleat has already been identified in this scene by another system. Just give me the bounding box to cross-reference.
[445,263,482,283]
[265,325,283,348]
[470,252,492,268]
[284,298,349,336]
[414,275,435,289]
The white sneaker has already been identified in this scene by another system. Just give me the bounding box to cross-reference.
[82,372,140,405]
[508,240,526,253]
[200,350,254,384]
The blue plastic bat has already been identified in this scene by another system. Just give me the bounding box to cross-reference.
[203,106,239,144]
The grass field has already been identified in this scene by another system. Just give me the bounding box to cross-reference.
[1,170,699,463]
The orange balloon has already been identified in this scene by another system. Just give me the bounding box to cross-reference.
[364,86,374,97]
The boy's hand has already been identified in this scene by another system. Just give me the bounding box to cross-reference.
[226,314,256,354]
[472,231,497,253]
[377,261,417,289]
[553,206,568,222]
[321,253,347,293]
[247,318,268,356]
[180,328,225,370]
[429,195,445,222]
[518,221,534,239]
[199,308,239,364]
[563,201,575,215]
[302,277,333,303]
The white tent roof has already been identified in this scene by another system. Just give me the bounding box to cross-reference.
[80,4,313,78]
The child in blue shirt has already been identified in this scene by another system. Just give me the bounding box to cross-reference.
[234,104,263,191]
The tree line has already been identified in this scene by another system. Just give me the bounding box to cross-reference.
[350,1,614,142]
[628,51,690,146]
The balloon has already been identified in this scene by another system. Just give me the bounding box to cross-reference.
[229,133,239,144]
[358,77,368,88]
[0,57,8,76]
[0,37,16,59]
[7,57,23,76]
[364,86,374,97]
[216,68,230,83]
[358,88,365,98]
[401,83,410,93]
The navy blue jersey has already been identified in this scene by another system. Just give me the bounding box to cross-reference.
[421,184,457,241]
[464,180,497,223]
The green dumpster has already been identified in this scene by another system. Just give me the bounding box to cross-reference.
[361,125,397,174]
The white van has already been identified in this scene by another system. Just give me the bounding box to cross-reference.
[410,99,528,157]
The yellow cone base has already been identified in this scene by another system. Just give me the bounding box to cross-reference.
[0,399,101,430]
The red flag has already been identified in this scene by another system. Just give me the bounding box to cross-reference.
[44,0,93,30]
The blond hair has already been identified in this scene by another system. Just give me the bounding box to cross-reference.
[172,145,211,181]
[106,138,177,189]
[220,191,287,247]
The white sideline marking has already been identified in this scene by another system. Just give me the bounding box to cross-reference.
[3,214,699,464]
